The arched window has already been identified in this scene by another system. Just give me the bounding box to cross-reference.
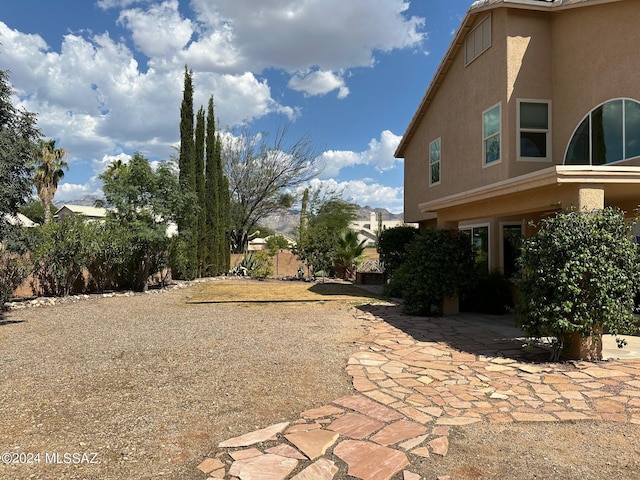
[565,99,640,165]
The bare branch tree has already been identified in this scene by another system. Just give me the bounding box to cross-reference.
[224,123,322,252]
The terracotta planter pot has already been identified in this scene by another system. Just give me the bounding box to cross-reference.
[562,326,603,361]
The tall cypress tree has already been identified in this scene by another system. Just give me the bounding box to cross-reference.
[204,96,220,275]
[176,65,198,279]
[216,132,231,272]
[194,106,207,276]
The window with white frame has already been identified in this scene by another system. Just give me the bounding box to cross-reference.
[429,138,441,186]
[483,103,501,165]
[465,14,492,65]
[518,100,551,161]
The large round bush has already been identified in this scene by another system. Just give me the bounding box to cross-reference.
[517,207,640,359]
[390,228,476,316]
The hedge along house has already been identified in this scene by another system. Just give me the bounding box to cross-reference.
[396,0,640,313]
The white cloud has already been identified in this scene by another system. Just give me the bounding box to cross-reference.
[55,182,102,203]
[288,70,349,99]
[317,130,403,178]
[0,1,424,203]
[97,0,149,10]
[189,0,425,73]
[303,178,404,214]
[117,1,193,58]
[186,0,425,98]
[0,20,291,166]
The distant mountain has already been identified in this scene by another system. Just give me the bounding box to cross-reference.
[260,209,300,237]
[260,206,404,237]
[356,205,403,222]
[55,195,103,208]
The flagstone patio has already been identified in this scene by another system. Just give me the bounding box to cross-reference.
[196,305,640,480]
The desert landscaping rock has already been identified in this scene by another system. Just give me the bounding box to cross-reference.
[197,457,225,473]
[300,405,344,419]
[283,429,339,460]
[333,439,410,480]
[265,444,307,460]
[332,395,404,422]
[218,422,290,448]
[326,412,384,439]
[368,419,427,446]
[227,453,298,480]
[290,458,339,480]
[428,436,449,456]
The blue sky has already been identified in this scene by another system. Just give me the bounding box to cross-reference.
[0,0,472,213]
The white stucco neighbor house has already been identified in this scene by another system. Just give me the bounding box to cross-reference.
[350,212,413,247]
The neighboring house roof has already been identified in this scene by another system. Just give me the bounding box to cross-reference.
[395,0,623,158]
[3,213,37,228]
[55,204,108,218]
[54,204,178,238]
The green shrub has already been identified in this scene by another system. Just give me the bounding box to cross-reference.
[377,225,418,280]
[114,224,170,291]
[86,222,126,292]
[0,251,30,309]
[87,222,170,292]
[517,208,640,358]
[27,215,170,296]
[389,228,476,315]
[29,216,96,296]
[265,235,290,255]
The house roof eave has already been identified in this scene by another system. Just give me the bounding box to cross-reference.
[394,9,479,159]
[417,165,640,214]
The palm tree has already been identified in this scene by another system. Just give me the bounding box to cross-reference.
[105,158,127,177]
[334,229,367,280]
[33,139,68,223]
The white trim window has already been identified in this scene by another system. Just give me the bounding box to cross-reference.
[465,14,492,66]
[518,99,551,161]
[483,103,501,166]
[429,138,441,186]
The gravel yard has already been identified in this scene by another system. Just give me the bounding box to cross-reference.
[0,281,365,480]
[3,279,640,480]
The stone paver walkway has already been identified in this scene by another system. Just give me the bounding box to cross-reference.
[197,304,640,480]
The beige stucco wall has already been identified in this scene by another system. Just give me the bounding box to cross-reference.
[404,10,510,223]
[552,1,640,166]
[403,0,640,225]
[505,9,553,177]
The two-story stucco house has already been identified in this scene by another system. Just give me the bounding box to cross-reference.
[397,0,640,282]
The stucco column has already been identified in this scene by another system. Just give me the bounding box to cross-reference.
[436,216,460,315]
[576,184,605,211]
[437,217,458,230]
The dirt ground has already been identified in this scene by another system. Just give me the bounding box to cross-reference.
[1,279,639,480]
[422,421,640,479]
